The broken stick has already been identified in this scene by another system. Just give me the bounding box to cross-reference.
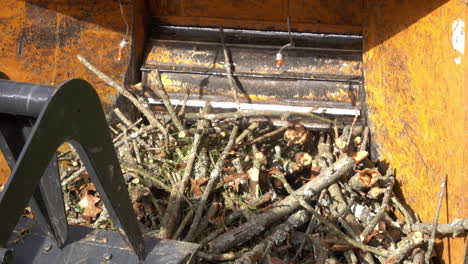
[208,153,363,253]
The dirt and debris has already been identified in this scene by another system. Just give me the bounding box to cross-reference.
[52,57,468,263]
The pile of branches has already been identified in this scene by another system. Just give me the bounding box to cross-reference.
[58,57,468,263]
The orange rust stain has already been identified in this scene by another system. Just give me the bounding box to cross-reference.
[149,0,363,34]
[0,0,134,182]
[301,88,354,103]
[147,47,224,69]
[0,0,132,109]
[160,73,355,104]
[146,47,362,77]
[0,154,10,185]
[364,0,466,262]
[282,59,361,77]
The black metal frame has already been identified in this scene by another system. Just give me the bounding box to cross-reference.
[0,78,198,263]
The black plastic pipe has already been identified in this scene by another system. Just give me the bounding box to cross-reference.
[0,80,56,118]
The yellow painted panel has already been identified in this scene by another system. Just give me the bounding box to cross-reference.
[0,0,136,184]
[149,0,363,34]
[364,1,467,262]
[0,0,132,108]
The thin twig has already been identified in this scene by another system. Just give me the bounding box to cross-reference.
[235,210,309,264]
[184,110,334,124]
[173,206,195,240]
[61,166,86,186]
[296,198,390,257]
[185,126,239,242]
[359,126,370,152]
[360,176,395,241]
[113,108,133,128]
[132,140,142,164]
[148,70,185,132]
[197,251,241,262]
[406,218,468,236]
[235,122,259,144]
[384,232,424,264]
[77,55,168,138]
[178,87,190,117]
[425,174,447,263]
[220,27,240,110]
[208,155,358,253]
[112,118,144,144]
[243,125,291,146]
[292,212,315,262]
[159,116,208,238]
[120,162,172,192]
[391,195,415,225]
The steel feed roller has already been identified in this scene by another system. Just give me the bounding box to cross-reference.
[142,26,363,129]
[0,77,198,264]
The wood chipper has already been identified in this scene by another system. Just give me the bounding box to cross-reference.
[0,0,466,263]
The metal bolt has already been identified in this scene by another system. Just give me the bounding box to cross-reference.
[43,243,52,253]
[103,253,112,261]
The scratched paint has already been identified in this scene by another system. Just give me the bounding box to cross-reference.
[0,0,134,184]
[364,1,466,262]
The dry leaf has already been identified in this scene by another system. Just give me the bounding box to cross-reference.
[364,230,379,243]
[267,168,286,176]
[376,220,386,233]
[133,202,145,219]
[295,152,313,167]
[130,186,147,203]
[355,168,380,187]
[78,185,102,224]
[284,124,309,145]
[190,177,209,196]
[374,233,385,243]
[221,173,249,192]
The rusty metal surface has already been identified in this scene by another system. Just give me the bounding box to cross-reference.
[364,0,465,262]
[142,26,363,124]
[0,0,141,185]
[144,40,362,79]
[152,25,363,50]
[145,26,362,79]
[0,0,134,111]
[149,0,363,34]
[144,72,360,107]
